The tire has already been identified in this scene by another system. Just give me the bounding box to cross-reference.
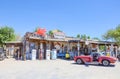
[76,59,83,64]
[102,60,110,66]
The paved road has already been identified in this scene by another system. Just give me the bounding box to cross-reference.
[0,58,120,79]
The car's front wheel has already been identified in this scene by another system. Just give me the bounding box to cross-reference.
[76,59,83,64]
[102,60,110,66]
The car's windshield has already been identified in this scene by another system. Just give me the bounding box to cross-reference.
[91,52,105,57]
[99,52,106,56]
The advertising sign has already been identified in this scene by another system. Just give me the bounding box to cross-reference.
[53,32,65,39]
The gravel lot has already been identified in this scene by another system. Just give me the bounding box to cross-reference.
[0,58,120,79]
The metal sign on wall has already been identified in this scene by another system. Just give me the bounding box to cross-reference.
[29,28,46,39]
[53,32,65,39]
[85,41,89,45]
[30,33,45,39]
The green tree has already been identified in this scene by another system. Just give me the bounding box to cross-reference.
[57,29,62,32]
[80,34,91,40]
[102,29,115,41]
[87,36,91,39]
[99,45,105,51]
[76,34,80,38]
[0,26,15,46]
[92,37,100,41]
[48,30,53,35]
[48,30,54,38]
[81,34,87,40]
[14,33,22,41]
[103,24,120,45]
[34,27,39,32]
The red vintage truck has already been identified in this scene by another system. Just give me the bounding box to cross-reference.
[74,52,117,66]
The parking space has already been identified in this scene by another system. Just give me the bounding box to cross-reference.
[0,59,119,79]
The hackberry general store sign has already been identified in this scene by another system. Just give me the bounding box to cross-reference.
[52,30,66,39]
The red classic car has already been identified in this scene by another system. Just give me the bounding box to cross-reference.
[74,52,117,66]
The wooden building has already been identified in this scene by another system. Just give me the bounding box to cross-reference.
[4,31,118,60]
[5,41,23,58]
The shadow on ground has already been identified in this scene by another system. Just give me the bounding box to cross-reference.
[71,63,116,67]
[57,57,74,61]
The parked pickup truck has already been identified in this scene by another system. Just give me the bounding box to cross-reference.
[74,52,117,66]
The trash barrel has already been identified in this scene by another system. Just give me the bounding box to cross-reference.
[65,53,70,59]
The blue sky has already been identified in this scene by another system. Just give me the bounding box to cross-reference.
[0,0,120,39]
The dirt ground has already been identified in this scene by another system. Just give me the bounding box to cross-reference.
[0,58,120,79]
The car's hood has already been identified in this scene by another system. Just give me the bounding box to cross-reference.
[101,56,117,60]
[76,55,90,57]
